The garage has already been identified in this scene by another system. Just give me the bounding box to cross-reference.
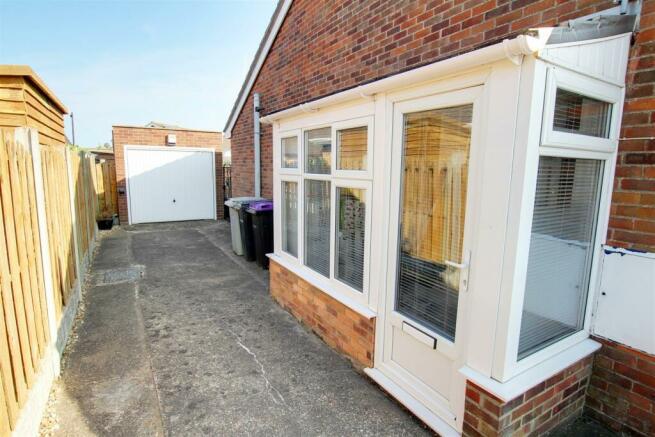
[125,146,216,224]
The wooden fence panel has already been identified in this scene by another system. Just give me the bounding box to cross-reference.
[70,152,88,259]
[41,144,76,318]
[94,157,117,220]
[84,155,98,242]
[0,129,102,436]
[0,129,103,436]
[0,129,57,435]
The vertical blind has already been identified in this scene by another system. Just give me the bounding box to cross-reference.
[282,136,298,168]
[282,181,298,257]
[304,179,331,277]
[335,187,366,291]
[305,127,331,174]
[518,157,602,359]
[553,88,611,138]
[395,104,473,341]
[337,126,368,171]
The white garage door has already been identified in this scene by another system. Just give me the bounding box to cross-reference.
[125,147,216,224]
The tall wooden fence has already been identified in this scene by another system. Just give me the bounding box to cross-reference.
[0,128,112,436]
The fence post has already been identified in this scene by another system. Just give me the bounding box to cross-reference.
[85,153,98,249]
[26,129,58,360]
[64,148,82,301]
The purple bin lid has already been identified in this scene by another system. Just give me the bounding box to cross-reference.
[249,200,273,212]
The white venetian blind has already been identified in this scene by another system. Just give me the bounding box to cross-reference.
[518,157,602,359]
[282,181,298,257]
[335,187,366,291]
[304,179,331,277]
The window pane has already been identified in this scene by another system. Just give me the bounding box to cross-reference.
[337,126,367,171]
[305,127,331,174]
[282,137,298,168]
[519,157,602,359]
[282,181,298,257]
[304,180,330,277]
[395,104,473,341]
[553,88,611,138]
[335,187,366,291]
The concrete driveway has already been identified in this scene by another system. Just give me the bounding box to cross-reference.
[46,221,429,436]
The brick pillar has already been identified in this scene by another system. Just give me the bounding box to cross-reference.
[463,357,593,436]
[586,337,655,435]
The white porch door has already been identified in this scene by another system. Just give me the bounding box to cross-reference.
[378,87,482,431]
[126,147,216,224]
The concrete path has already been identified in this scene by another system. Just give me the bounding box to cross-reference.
[47,221,429,436]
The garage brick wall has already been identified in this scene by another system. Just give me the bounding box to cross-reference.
[230,0,655,252]
[112,126,224,223]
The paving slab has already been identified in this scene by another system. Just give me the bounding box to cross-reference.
[47,221,431,436]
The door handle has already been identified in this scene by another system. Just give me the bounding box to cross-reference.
[173,198,176,203]
[445,260,467,269]
[445,251,471,292]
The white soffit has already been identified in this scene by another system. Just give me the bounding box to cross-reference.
[539,33,632,86]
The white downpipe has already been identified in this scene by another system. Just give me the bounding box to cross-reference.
[260,34,548,124]
[254,93,261,198]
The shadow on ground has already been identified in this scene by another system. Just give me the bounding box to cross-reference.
[47,221,431,436]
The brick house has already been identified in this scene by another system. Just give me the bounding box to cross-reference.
[224,1,654,435]
[112,124,223,224]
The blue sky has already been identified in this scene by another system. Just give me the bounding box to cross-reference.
[0,0,277,147]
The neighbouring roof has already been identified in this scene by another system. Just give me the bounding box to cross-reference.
[223,0,292,136]
[0,65,69,114]
[145,121,182,129]
[88,148,114,155]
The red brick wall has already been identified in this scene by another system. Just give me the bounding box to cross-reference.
[464,356,593,436]
[269,259,375,368]
[608,1,655,252]
[230,0,655,251]
[586,336,655,435]
[112,126,224,223]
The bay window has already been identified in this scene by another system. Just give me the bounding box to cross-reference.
[513,67,621,365]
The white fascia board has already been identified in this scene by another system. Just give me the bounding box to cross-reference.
[224,0,294,137]
[260,34,547,124]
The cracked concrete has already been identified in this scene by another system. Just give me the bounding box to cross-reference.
[47,220,430,436]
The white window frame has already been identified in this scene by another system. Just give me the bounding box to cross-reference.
[333,116,374,179]
[303,124,333,176]
[331,178,373,305]
[280,129,301,174]
[274,111,375,311]
[541,67,623,153]
[279,175,301,262]
[497,65,622,381]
